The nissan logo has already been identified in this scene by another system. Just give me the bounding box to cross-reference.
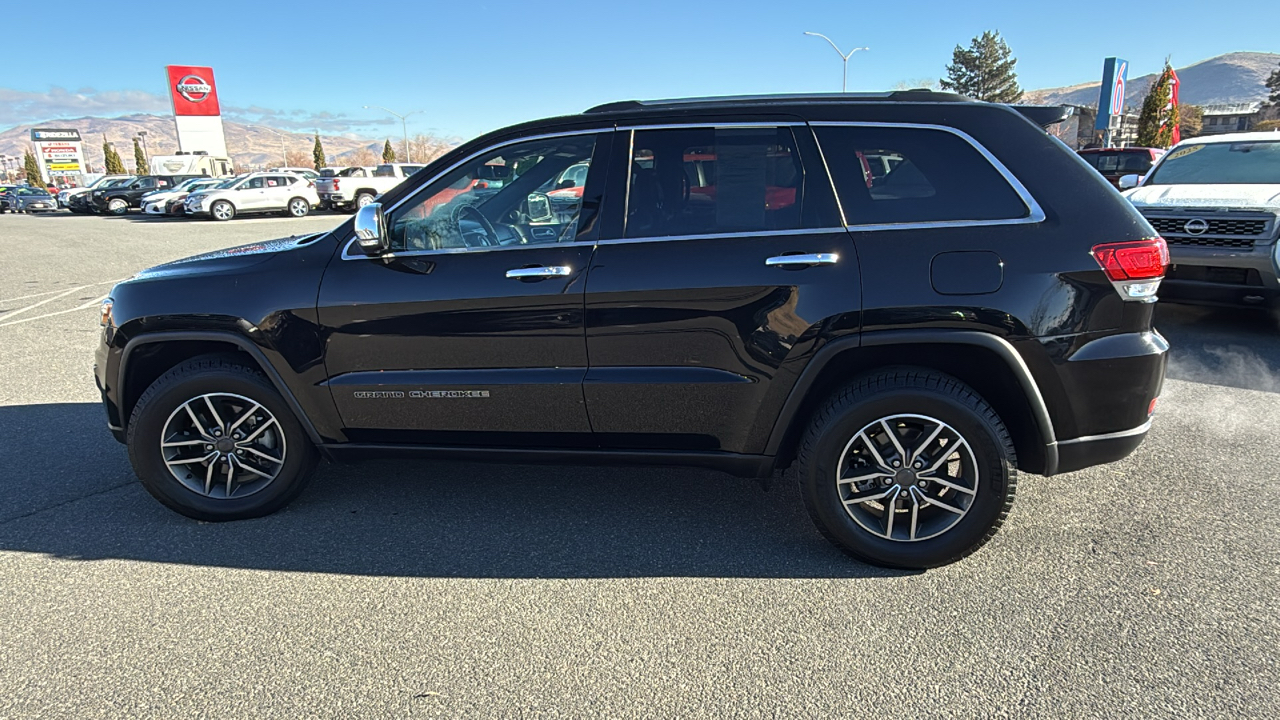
[176,75,213,103]
[1183,218,1209,235]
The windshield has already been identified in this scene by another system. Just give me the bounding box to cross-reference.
[15,187,46,195]
[174,178,206,191]
[1145,140,1280,185]
[104,178,133,188]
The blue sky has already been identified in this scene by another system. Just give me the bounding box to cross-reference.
[0,0,1275,140]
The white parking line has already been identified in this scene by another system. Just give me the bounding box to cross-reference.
[0,279,125,324]
[0,304,101,328]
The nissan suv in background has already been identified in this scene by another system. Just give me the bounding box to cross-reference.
[184,172,320,220]
[1078,146,1164,187]
[1122,131,1280,307]
[96,93,1168,569]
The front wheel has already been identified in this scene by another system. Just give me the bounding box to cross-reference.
[794,369,1017,569]
[286,197,310,217]
[210,200,235,221]
[107,198,129,215]
[127,357,318,521]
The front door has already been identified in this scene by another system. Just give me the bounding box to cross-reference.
[318,129,612,446]
[237,176,267,210]
[582,122,860,454]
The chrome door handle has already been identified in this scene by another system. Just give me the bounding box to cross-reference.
[765,253,839,267]
[505,266,572,279]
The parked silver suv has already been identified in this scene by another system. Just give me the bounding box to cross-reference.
[1122,131,1280,308]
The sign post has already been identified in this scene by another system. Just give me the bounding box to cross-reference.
[164,65,228,158]
[1095,57,1129,148]
[30,128,87,187]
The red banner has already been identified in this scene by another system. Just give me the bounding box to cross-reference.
[165,65,221,117]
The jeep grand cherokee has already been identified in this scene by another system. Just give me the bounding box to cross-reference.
[95,92,1168,568]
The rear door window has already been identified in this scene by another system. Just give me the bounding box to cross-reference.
[624,126,805,238]
[815,125,1030,226]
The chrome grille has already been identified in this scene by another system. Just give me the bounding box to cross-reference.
[1147,217,1267,237]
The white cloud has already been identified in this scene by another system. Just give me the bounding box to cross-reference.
[0,86,170,126]
[0,86,397,135]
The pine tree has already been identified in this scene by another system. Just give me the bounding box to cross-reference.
[382,139,396,163]
[1137,62,1179,149]
[23,149,43,187]
[1265,65,1280,108]
[133,138,147,174]
[102,136,127,174]
[313,134,326,170]
[940,30,1022,103]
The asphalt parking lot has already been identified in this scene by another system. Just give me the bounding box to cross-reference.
[1,211,1278,718]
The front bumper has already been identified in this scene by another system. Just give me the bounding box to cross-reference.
[1162,241,1280,307]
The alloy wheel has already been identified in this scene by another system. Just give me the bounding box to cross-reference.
[160,393,287,499]
[835,414,978,542]
[289,199,308,216]
[212,202,233,220]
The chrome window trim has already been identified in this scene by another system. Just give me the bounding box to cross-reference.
[338,127,609,260]
[596,227,848,247]
[808,121,1046,231]
[341,237,597,261]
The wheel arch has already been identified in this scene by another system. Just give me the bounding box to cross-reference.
[119,331,322,445]
[767,330,1059,476]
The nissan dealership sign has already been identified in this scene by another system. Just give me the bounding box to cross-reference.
[164,64,227,157]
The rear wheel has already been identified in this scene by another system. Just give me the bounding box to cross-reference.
[210,200,235,221]
[286,197,310,217]
[354,193,375,211]
[127,356,318,521]
[794,369,1017,569]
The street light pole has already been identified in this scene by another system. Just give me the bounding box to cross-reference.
[803,32,869,92]
[364,105,421,162]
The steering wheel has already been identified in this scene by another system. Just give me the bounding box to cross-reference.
[453,204,499,247]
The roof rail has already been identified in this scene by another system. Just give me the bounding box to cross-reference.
[584,91,971,114]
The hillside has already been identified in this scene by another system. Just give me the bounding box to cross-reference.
[1024,51,1279,109]
[0,114,421,173]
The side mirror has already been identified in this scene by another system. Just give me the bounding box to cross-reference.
[526,192,554,223]
[353,202,389,255]
[1118,174,1141,190]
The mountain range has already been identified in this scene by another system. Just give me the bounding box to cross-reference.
[0,114,405,173]
[1022,51,1278,109]
[2,52,1276,174]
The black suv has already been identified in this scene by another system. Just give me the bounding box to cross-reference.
[95,93,1168,568]
[91,175,200,215]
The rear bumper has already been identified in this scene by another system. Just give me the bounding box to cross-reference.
[1055,419,1151,474]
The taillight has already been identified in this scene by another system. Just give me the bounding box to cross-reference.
[1091,237,1169,301]
[307,181,314,188]
[332,179,340,191]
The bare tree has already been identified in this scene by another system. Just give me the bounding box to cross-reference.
[891,78,941,91]
[409,134,458,164]
[340,147,379,167]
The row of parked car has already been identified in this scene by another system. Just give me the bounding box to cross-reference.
[9,163,428,221]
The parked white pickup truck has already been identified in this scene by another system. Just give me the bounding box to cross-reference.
[315,163,425,211]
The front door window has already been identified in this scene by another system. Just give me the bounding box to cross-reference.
[388,134,599,252]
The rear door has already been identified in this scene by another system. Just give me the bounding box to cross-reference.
[581,120,859,454]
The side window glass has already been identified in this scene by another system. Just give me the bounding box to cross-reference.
[625,126,804,239]
[815,126,1029,225]
[388,134,598,252]
[246,177,264,189]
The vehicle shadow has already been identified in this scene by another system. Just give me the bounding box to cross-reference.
[1157,303,1280,394]
[0,402,900,580]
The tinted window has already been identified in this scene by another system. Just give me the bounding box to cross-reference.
[625,126,804,238]
[389,134,598,252]
[245,177,264,189]
[1084,151,1154,174]
[816,126,1029,225]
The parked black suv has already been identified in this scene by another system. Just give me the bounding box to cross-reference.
[91,175,200,215]
[95,93,1168,568]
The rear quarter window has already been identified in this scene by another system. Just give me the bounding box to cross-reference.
[815,125,1030,225]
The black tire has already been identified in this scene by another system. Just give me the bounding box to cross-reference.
[106,197,129,216]
[794,369,1017,569]
[354,193,375,212]
[285,197,310,217]
[210,200,235,221]
[127,356,318,521]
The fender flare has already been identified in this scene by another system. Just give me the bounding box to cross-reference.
[118,330,323,445]
[764,329,1059,476]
